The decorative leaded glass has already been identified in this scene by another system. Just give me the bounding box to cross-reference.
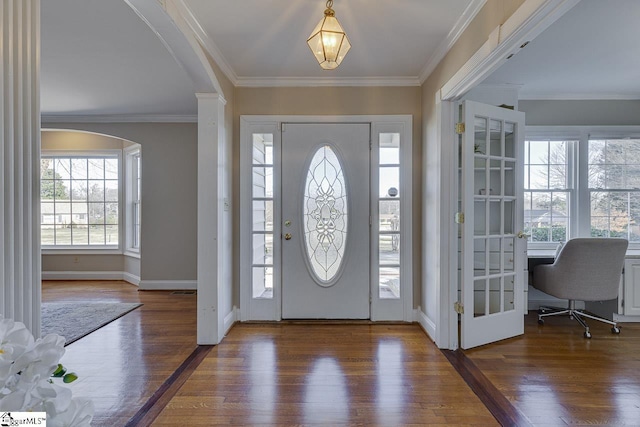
[303,146,348,283]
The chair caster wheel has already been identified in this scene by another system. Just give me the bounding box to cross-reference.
[537,318,544,325]
[584,331,592,339]
[611,326,621,334]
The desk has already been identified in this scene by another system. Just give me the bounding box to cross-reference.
[527,252,558,312]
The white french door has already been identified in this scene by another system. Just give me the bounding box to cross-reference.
[281,123,370,319]
[460,101,526,349]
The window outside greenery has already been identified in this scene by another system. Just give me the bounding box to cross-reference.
[524,140,572,244]
[589,139,640,242]
[41,156,119,246]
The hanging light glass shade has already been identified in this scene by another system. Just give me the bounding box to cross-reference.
[307,0,351,70]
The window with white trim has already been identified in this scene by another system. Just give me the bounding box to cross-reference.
[251,133,274,299]
[41,153,119,247]
[378,132,401,299]
[523,139,574,246]
[125,147,141,252]
[589,139,640,242]
[524,128,640,251]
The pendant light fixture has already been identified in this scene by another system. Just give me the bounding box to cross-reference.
[307,0,351,70]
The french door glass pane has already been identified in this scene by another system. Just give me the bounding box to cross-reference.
[489,120,502,157]
[490,159,502,195]
[474,117,487,155]
[474,238,487,277]
[505,122,515,158]
[489,277,501,314]
[505,161,516,197]
[474,200,486,236]
[504,237,515,272]
[504,274,515,312]
[474,279,487,317]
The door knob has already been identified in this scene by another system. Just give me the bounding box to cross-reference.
[284,233,292,240]
[517,231,530,239]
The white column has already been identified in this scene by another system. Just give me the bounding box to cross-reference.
[0,0,41,336]
[196,93,227,345]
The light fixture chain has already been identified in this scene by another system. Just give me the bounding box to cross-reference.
[326,0,333,9]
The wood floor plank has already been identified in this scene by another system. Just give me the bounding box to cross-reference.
[47,281,640,426]
[43,281,198,426]
[152,323,498,426]
[465,314,640,427]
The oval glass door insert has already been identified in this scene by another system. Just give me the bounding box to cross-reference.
[303,145,348,284]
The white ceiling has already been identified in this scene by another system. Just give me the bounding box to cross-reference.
[40,0,640,119]
[183,0,473,81]
[41,0,199,117]
[40,0,477,118]
[484,0,640,100]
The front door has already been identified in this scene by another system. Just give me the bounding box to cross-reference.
[281,123,370,319]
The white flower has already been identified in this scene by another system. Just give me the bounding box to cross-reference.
[0,317,93,426]
[47,397,94,427]
[13,334,66,381]
[0,319,34,383]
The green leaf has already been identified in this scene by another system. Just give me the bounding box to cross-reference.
[63,372,78,383]
[52,364,67,378]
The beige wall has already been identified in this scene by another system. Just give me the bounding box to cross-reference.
[42,123,199,284]
[421,0,526,319]
[234,86,423,306]
[42,254,124,272]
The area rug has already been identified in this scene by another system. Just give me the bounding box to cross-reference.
[41,302,143,346]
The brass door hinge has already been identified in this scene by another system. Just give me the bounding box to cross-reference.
[455,122,465,134]
[454,301,464,314]
[455,212,464,224]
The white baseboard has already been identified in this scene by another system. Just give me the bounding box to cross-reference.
[223,306,238,336]
[42,270,141,286]
[138,280,197,290]
[415,307,437,343]
[122,272,140,286]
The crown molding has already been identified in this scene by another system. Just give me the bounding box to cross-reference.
[41,114,198,123]
[235,76,421,88]
[419,0,488,84]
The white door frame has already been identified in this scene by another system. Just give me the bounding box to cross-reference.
[430,0,581,349]
[240,115,413,323]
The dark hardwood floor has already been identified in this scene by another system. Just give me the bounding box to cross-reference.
[46,281,640,426]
